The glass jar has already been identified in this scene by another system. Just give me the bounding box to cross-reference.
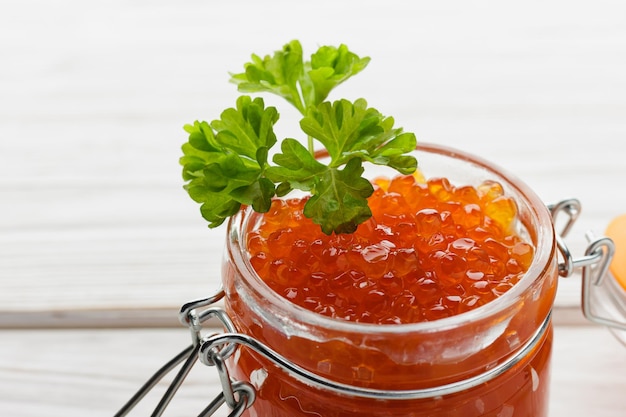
[221,142,558,416]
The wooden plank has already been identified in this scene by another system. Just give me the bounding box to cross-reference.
[0,303,591,329]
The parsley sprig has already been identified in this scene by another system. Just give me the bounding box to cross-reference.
[180,40,417,234]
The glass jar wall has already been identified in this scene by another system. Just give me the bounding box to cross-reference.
[222,143,558,417]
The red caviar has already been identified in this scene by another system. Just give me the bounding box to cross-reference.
[223,149,558,417]
[247,174,534,324]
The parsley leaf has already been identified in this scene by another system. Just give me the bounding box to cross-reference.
[230,40,307,114]
[304,158,374,235]
[230,40,370,115]
[180,96,279,228]
[266,140,374,235]
[266,138,326,193]
[308,44,371,106]
[266,99,416,233]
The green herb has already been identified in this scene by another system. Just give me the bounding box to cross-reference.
[180,40,417,234]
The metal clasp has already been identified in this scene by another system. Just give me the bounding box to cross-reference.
[549,199,626,331]
[114,286,255,417]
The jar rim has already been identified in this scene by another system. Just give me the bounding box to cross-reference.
[226,142,556,335]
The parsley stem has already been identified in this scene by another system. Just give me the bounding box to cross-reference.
[307,134,314,155]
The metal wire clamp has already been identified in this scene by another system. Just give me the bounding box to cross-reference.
[113,286,255,417]
[549,198,625,330]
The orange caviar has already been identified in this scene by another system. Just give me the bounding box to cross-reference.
[223,145,558,417]
[247,174,534,324]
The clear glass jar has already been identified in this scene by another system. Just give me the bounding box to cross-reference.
[222,142,558,416]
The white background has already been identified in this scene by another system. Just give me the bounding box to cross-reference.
[1,1,625,416]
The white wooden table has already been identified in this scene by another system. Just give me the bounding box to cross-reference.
[1,1,625,416]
